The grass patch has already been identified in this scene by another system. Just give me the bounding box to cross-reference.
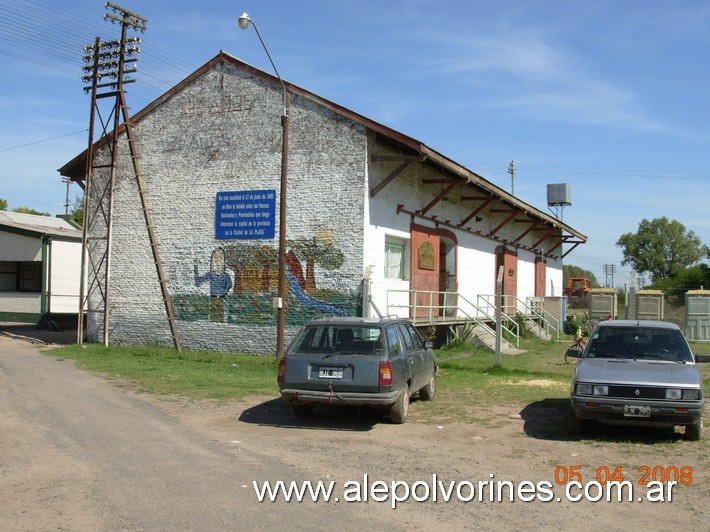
[50,343,279,400]
[435,338,574,403]
[48,336,710,411]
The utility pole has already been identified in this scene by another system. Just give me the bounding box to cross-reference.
[495,265,504,367]
[62,177,71,215]
[508,160,515,195]
[603,264,616,288]
[78,3,181,351]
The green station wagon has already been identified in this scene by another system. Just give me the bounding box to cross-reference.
[278,316,438,423]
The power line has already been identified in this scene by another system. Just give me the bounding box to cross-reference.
[0,0,194,98]
[517,163,710,181]
[0,129,87,152]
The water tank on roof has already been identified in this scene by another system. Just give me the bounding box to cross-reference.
[547,183,572,206]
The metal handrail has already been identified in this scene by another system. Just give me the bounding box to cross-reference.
[525,296,560,339]
[477,293,559,340]
[386,290,472,323]
[475,294,520,347]
[385,289,519,348]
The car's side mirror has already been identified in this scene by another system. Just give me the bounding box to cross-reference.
[566,347,583,359]
[695,354,710,363]
[425,341,434,350]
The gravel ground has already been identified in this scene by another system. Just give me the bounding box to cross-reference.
[2,322,708,531]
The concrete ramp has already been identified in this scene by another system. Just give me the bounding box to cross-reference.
[470,323,525,355]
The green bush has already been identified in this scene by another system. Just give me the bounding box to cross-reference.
[443,320,476,349]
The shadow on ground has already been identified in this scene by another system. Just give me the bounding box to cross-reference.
[520,397,688,444]
[0,322,77,346]
[238,397,398,432]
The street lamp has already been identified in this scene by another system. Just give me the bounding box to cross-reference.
[238,12,290,358]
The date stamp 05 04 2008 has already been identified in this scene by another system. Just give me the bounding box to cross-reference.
[554,465,695,487]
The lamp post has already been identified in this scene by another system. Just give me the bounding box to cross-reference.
[238,12,289,358]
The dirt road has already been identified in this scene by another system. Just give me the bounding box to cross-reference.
[1,325,708,531]
[0,330,393,530]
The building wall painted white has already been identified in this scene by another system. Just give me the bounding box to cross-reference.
[364,142,564,320]
[49,239,82,313]
[1,231,42,261]
[547,260,563,297]
[0,292,40,313]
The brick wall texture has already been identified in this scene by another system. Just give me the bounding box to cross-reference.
[87,59,367,354]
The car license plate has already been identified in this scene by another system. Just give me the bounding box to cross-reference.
[318,367,343,379]
[624,405,651,418]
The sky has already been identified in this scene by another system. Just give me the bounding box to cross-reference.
[2,0,710,289]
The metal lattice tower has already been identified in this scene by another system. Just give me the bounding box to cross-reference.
[603,264,616,288]
[78,3,181,350]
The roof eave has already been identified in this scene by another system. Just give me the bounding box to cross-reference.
[58,51,586,244]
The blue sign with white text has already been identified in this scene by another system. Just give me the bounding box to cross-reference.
[215,189,276,240]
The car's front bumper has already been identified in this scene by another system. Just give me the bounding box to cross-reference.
[570,395,704,426]
[280,388,400,407]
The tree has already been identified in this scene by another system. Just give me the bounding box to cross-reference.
[223,242,255,295]
[69,195,84,226]
[289,233,344,294]
[254,245,278,291]
[12,206,50,216]
[563,265,599,288]
[0,198,7,210]
[616,217,708,282]
[652,264,710,306]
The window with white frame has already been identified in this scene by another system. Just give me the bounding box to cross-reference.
[384,238,406,280]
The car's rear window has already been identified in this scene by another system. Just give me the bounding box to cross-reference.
[586,326,693,362]
[288,325,384,356]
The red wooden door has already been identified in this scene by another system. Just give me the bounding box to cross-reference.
[535,256,546,297]
[495,246,518,313]
[410,224,440,319]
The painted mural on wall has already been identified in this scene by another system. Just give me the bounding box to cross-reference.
[193,246,232,322]
[172,229,356,326]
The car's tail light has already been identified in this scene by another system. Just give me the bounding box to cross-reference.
[277,357,287,383]
[379,361,393,386]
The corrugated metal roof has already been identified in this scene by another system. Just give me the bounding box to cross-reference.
[0,211,82,241]
[58,51,586,243]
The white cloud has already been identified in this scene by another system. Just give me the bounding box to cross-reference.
[410,25,670,132]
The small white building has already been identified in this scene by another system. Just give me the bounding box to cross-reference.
[0,211,82,325]
[59,52,586,353]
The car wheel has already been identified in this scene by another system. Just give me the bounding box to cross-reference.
[419,374,436,401]
[686,417,703,441]
[293,404,314,418]
[568,404,586,435]
[389,384,410,424]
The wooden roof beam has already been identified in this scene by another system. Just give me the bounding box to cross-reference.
[371,155,423,162]
[420,181,463,215]
[547,240,563,254]
[562,241,583,258]
[513,220,542,243]
[458,197,495,227]
[532,228,559,249]
[370,159,412,197]
[488,210,520,237]
[397,204,561,260]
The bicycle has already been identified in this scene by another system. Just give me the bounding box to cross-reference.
[564,318,604,363]
[565,326,587,364]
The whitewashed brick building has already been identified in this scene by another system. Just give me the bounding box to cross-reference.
[59,52,586,353]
